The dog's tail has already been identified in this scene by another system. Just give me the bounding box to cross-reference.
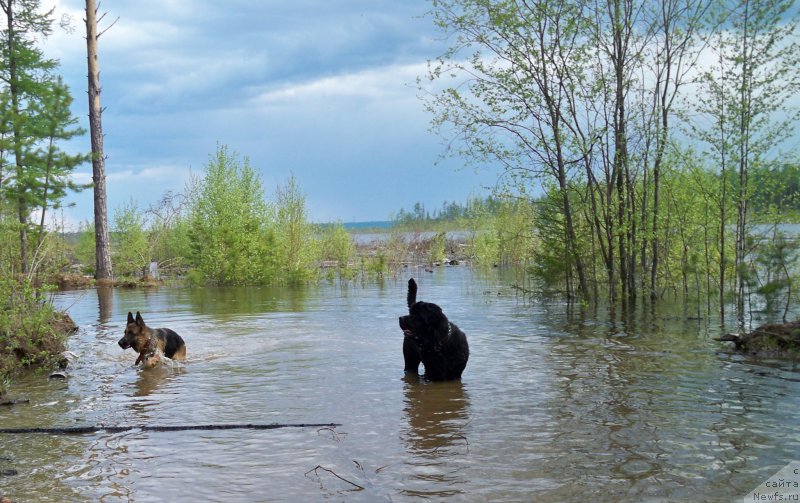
[407,278,417,309]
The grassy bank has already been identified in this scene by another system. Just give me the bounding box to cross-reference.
[0,280,77,398]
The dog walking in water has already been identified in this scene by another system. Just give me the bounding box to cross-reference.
[399,278,469,381]
[119,311,186,368]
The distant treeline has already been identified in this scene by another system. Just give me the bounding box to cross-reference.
[396,161,800,226]
[749,162,800,215]
[394,196,509,225]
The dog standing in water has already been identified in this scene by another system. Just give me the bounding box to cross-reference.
[118,311,186,368]
[399,278,469,381]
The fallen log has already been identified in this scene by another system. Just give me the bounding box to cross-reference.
[715,320,800,357]
[0,423,340,435]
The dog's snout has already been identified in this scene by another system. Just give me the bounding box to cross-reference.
[118,337,129,349]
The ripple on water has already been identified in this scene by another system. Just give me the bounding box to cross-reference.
[1,272,798,502]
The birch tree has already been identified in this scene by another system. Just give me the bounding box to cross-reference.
[690,0,800,320]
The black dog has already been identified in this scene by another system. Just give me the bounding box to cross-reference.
[399,278,469,381]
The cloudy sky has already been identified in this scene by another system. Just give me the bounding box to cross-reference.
[40,1,501,228]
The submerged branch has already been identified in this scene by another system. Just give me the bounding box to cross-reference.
[0,423,340,435]
[304,465,365,491]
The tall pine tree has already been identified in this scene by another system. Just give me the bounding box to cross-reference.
[0,0,86,274]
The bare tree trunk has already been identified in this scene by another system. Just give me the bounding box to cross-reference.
[734,0,751,323]
[85,0,112,281]
[719,133,727,323]
[611,0,632,306]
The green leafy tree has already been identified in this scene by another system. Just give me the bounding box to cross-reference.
[690,0,800,319]
[273,174,316,284]
[111,199,148,278]
[187,144,272,285]
[147,191,191,276]
[752,229,798,321]
[471,195,536,268]
[318,222,356,280]
[423,0,592,300]
[73,220,95,275]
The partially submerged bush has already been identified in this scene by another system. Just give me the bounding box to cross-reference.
[0,279,76,396]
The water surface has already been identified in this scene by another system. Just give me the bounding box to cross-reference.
[1,266,798,501]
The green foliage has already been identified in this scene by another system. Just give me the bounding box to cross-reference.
[0,1,87,273]
[272,175,317,284]
[112,199,149,277]
[468,195,536,268]
[68,146,365,286]
[528,190,570,289]
[372,229,413,277]
[152,215,191,275]
[27,76,90,220]
[73,221,96,276]
[186,144,273,284]
[0,278,69,393]
[750,160,800,219]
[137,191,191,278]
[360,252,389,279]
[751,229,798,318]
[0,206,22,276]
[427,232,447,264]
[394,196,503,229]
[318,222,357,280]
[422,0,800,311]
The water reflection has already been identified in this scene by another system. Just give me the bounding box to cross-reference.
[402,377,470,454]
[131,367,176,399]
[401,377,471,498]
[97,286,114,326]
[186,285,309,317]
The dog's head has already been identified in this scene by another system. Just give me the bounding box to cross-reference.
[118,311,150,353]
[399,278,450,346]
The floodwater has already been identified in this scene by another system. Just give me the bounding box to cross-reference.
[1,266,799,502]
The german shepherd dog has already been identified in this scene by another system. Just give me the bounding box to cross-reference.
[119,311,186,368]
[399,278,469,381]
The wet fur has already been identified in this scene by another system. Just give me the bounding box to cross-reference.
[399,278,469,381]
[119,311,186,367]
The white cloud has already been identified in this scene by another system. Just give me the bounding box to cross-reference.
[106,164,190,183]
[70,170,93,185]
[251,62,427,106]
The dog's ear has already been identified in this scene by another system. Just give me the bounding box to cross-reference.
[407,278,418,309]
[420,303,445,329]
[135,311,144,326]
[127,312,134,324]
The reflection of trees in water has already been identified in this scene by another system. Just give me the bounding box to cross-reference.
[96,287,113,326]
[186,285,310,317]
[401,376,471,498]
[540,306,798,502]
